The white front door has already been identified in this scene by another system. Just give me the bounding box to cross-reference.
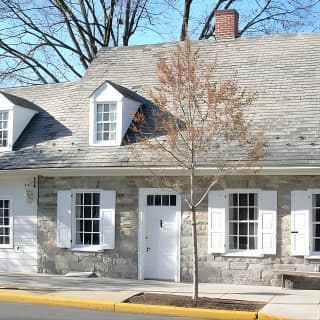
[140,190,180,281]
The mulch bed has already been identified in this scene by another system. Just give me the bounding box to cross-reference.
[124,293,265,312]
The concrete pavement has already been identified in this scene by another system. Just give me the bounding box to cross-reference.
[0,273,318,319]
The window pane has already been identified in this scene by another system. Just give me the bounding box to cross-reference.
[313,238,320,251]
[96,132,103,141]
[170,195,176,206]
[239,223,248,235]
[97,104,103,112]
[103,113,110,121]
[239,208,248,220]
[92,193,100,205]
[109,133,116,140]
[83,206,91,218]
[229,194,238,206]
[97,123,103,132]
[249,223,257,236]
[313,224,320,237]
[239,194,248,206]
[75,206,81,218]
[229,222,238,235]
[229,207,238,220]
[92,233,99,245]
[76,232,83,244]
[313,194,320,207]
[84,220,92,232]
[239,237,248,249]
[162,195,169,206]
[76,220,83,232]
[109,104,117,112]
[92,206,100,218]
[147,195,154,206]
[155,195,161,206]
[249,207,258,220]
[93,221,99,232]
[83,233,91,244]
[249,237,258,249]
[84,193,92,205]
[313,209,320,222]
[103,132,110,140]
[76,193,83,205]
[97,113,103,121]
[229,236,237,249]
[249,193,257,206]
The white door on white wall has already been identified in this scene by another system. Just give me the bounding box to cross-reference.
[144,193,180,281]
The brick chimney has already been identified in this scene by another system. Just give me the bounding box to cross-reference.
[215,9,239,39]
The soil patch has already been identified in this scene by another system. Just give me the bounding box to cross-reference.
[125,293,265,312]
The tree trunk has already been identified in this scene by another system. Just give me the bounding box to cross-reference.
[191,204,198,303]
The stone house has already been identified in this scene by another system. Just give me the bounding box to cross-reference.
[0,9,319,287]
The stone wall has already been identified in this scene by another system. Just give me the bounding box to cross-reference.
[38,175,320,286]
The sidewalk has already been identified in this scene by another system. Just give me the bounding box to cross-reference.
[0,273,318,320]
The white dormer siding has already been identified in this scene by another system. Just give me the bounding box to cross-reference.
[0,94,38,151]
[89,82,141,146]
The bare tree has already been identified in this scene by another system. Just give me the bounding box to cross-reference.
[180,0,320,40]
[131,38,266,302]
[0,0,159,85]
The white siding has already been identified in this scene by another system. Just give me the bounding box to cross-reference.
[121,97,141,138]
[0,177,37,273]
[12,106,37,145]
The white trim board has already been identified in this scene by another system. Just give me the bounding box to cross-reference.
[2,166,320,177]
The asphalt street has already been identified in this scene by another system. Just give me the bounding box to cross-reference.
[0,302,200,320]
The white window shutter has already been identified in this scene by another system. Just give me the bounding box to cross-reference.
[208,191,226,254]
[57,190,72,248]
[100,191,116,249]
[291,191,309,256]
[259,191,277,255]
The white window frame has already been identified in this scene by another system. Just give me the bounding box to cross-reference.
[306,189,320,258]
[224,189,262,257]
[95,102,118,144]
[0,195,13,249]
[71,189,104,252]
[89,100,121,146]
[0,110,12,152]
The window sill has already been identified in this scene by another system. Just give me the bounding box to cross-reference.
[223,251,264,258]
[71,246,105,252]
[305,255,320,260]
[90,141,120,147]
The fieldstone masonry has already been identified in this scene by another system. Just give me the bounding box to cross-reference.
[38,175,320,287]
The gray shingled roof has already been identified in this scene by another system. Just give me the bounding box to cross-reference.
[1,32,320,170]
[0,91,40,112]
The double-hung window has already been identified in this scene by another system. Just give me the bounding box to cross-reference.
[96,103,117,143]
[75,192,101,246]
[228,193,258,251]
[208,190,277,256]
[0,198,12,248]
[0,111,9,148]
[56,190,116,251]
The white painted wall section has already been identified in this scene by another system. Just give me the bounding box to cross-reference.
[0,177,37,273]
[122,97,141,138]
[12,106,38,144]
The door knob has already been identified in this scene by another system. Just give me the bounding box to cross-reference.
[146,247,151,252]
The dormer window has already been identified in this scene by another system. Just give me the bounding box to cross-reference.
[96,103,117,142]
[0,111,9,148]
[0,92,38,152]
[89,81,144,147]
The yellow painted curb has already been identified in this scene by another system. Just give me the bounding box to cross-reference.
[0,290,115,311]
[258,313,293,320]
[115,302,258,320]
